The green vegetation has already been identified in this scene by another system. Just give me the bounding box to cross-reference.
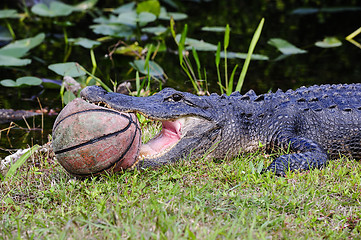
[1,0,350,99]
[1,1,361,238]
[1,138,361,238]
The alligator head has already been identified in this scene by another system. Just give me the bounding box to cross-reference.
[80,86,225,168]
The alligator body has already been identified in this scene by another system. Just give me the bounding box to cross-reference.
[80,84,361,176]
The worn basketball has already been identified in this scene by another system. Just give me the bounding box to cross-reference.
[52,98,141,177]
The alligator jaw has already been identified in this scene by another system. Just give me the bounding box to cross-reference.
[81,97,211,167]
[81,86,219,168]
[139,118,183,159]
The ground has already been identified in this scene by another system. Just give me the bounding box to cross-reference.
[1,131,361,239]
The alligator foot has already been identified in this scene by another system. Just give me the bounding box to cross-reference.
[262,151,329,176]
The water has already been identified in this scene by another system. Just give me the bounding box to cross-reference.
[0,0,360,157]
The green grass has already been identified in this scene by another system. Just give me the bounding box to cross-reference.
[1,135,361,239]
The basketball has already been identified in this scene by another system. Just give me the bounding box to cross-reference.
[52,98,141,177]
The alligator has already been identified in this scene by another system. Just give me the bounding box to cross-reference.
[80,84,361,176]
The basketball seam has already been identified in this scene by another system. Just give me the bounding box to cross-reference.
[54,120,133,155]
[56,115,141,177]
[53,108,131,132]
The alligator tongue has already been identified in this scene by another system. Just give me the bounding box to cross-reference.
[139,119,183,158]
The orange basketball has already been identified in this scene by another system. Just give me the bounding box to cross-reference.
[52,98,141,177]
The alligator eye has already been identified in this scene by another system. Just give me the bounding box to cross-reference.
[171,93,183,102]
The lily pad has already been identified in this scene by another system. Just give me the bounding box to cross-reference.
[90,24,133,37]
[48,62,86,77]
[201,26,227,32]
[70,38,101,49]
[0,55,31,66]
[292,7,361,15]
[138,12,157,25]
[315,37,342,48]
[31,2,75,17]
[115,11,156,26]
[0,76,42,87]
[73,0,98,11]
[0,33,45,57]
[0,9,20,19]
[175,35,218,51]
[268,38,307,55]
[220,51,269,60]
[0,47,29,58]
[130,60,164,77]
[142,25,168,35]
[0,33,45,66]
[159,8,187,20]
[113,2,136,14]
[117,11,138,26]
[17,76,43,86]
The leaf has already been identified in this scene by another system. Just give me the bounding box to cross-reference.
[0,9,20,19]
[130,60,164,77]
[175,35,218,51]
[117,11,137,26]
[0,55,31,66]
[138,12,157,25]
[0,79,17,87]
[0,33,45,57]
[0,47,29,58]
[31,2,75,17]
[291,8,319,15]
[220,51,269,60]
[5,145,40,181]
[0,33,44,66]
[291,7,361,15]
[114,43,143,56]
[48,62,86,77]
[136,0,161,16]
[73,0,98,11]
[0,76,42,87]
[268,38,307,55]
[63,91,76,105]
[224,24,230,49]
[201,26,227,32]
[159,8,187,20]
[142,26,168,35]
[113,2,136,14]
[90,24,133,37]
[70,37,101,49]
[315,37,342,48]
[16,76,42,86]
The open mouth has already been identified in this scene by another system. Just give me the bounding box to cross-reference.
[139,117,186,160]
[84,99,196,162]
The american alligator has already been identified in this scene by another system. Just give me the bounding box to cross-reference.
[80,84,361,176]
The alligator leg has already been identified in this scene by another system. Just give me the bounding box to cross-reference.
[264,137,329,176]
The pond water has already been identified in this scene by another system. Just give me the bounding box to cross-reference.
[0,0,360,158]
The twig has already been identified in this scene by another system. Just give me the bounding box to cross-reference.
[22,116,31,131]
[37,97,44,134]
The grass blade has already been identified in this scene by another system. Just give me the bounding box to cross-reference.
[224,24,230,91]
[215,42,223,94]
[226,64,238,96]
[5,145,39,181]
[178,24,188,65]
[236,18,264,92]
[192,47,202,80]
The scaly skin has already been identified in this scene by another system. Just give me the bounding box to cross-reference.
[81,84,361,176]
